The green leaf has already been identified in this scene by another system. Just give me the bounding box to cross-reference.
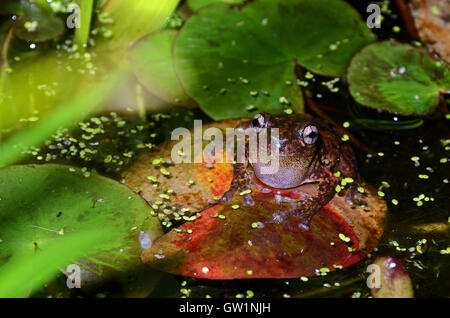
[347,40,450,115]
[174,0,375,120]
[130,30,196,107]
[13,0,65,43]
[0,164,163,297]
[0,229,114,298]
[187,0,245,11]
[97,0,180,63]
[73,0,94,48]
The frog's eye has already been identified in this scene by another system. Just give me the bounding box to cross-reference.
[252,113,266,128]
[302,125,319,145]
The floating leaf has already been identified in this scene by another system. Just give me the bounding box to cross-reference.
[347,40,450,115]
[13,0,65,42]
[369,257,414,298]
[174,0,374,119]
[130,30,197,107]
[98,0,180,63]
[0,164,163,297]
[187,0,245,11]
[142,183,386,279]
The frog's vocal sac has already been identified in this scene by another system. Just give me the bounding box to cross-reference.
[221,112,366,231]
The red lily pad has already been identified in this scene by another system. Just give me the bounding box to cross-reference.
[141,182,386,279]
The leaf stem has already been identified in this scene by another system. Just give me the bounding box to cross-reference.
[73,0,94,50]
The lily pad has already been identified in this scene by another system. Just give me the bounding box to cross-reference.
[130,30,197,108]
[97,0,180,64]
[14,16,65,42]
[347,40,450,115]
[0,164,163,297]
[13,1,65,42]
[124,120,387,279]
[141,182,386,279]
[174,0,375,119]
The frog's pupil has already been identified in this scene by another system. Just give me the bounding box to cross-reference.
[308,131,317,139]
[252,118,261,127]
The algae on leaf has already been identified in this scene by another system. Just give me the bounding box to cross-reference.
[174,0,375,119]
[347,40,450,115]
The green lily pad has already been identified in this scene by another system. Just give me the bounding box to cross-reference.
[12,0,65,43]
[347,40,450,115]
[0,164,163,296]
[14,15,65,42]
[174,0,375,119]
[97,0,180,64]
[187,0,245,11]
[130,30,197,108]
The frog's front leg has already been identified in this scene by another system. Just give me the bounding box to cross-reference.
[221,126,255,207]
[273,168,338,231]
[221,162,254,206]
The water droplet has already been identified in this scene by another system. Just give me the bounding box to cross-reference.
[139,231,152,249]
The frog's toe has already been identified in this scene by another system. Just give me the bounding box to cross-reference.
[272,212,287,223]
[346,192,367,207]
[345,186,368,207]
[243,194,255,207]
[298,222,310,232]
[221,190,234,202]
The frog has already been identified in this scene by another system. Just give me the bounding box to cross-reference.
[221,112,366,231]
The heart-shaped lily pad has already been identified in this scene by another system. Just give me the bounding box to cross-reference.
[130,30,197,108]
[174,0,375,119]
[0,164,163,297]
[124,119,387,279]
[347,40,450,115]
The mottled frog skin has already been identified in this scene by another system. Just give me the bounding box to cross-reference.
[221,112,366,231]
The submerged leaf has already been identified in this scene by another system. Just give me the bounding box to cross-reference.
[14,15,65,42]
[12,0,65,42]
[174,0,374,119]
[369,257,414,298]
[347,40,450,115]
